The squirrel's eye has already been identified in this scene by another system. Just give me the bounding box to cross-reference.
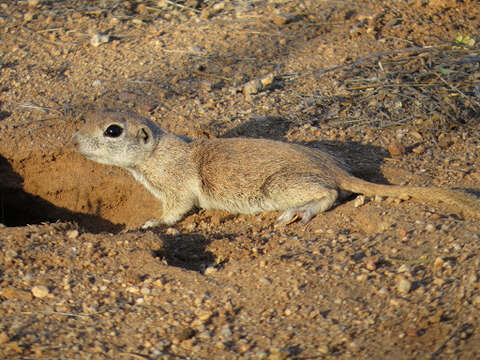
[104,124,123,138]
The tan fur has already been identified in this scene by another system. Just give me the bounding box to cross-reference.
[71,111,480,227]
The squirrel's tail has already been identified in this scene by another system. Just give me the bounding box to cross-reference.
[338,175,480,220]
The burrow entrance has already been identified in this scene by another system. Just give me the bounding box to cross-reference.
[0,150,162,232]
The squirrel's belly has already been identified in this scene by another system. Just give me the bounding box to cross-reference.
[196,194,281,214]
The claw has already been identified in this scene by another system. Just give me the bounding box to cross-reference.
[277,211,303,225]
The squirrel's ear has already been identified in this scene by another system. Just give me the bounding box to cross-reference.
[136,126,153,145]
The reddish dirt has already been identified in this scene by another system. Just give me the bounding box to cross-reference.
[0,0,479,359]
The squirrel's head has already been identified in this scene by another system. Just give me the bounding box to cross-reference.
[71,111,163,168]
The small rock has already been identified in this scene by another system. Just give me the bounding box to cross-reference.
[356,274,368,281]
[365,256,379,271]
[284,308,293,316]
[255,350,269,359]
[397,264,412,273]
[397,228,408,237]
[377,287,388,296]
[185,0,200,8]
[272,13,293,25]
[317,344,330,354]
[374,195,384,202]
[409,130,423,140]
[212,1,225,12]
[397,277,412,295]
[66,229,79,239]
[127,286,140,294]
[201,3,224,19]
[260,73,275,87]
[260,277,272,285]
[438,136,453,149]
[24,12,34,22]
[412,145,425,154]
[5,249,18,262]
[204,267,217,275]
[433,257,444,273]
[220,326,232,339]
[90,33,110,47]
[196,309,213,322]
[28,0,40,7]
[243,79,263,95]
[353,195,365,207]
[140,103,157,112]
[389,297,404,306]
[472,296,480,307]
[425,224,436,232]
[238,340,250,353]
[136,3,147,14]
[406,327,418,337]
[165,227,180,236]
[32,285,50,298]
[388,141,406,157]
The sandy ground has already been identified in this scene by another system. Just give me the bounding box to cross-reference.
[0,0,480,359]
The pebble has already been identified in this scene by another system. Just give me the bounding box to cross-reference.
[165,227,180,236]
[425,224,436,232]
[365,256,378,271]
[66,229,79,239]
[90,33,110,47]
[196,309,213,322]
[433,257,444,273]
[5,249,18,262]
[243,79,263,95]
[204,266,217,275]
[255,350,269,359]
[24,12,34,22]
[397,264,412,273]
[317,344,330,354]
[377,287,388,296]
[388,141,406,157]
[139,103,156,112]
[260,73,275,87]
[220,326,232,338]
[396,277,412,295]
[356,274,368,281]
[412,145,425,154]
[272,14,292,25]
[31,285,50,298]
[353,195,365,207]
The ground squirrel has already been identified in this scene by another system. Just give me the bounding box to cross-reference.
[71,111,480,227]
